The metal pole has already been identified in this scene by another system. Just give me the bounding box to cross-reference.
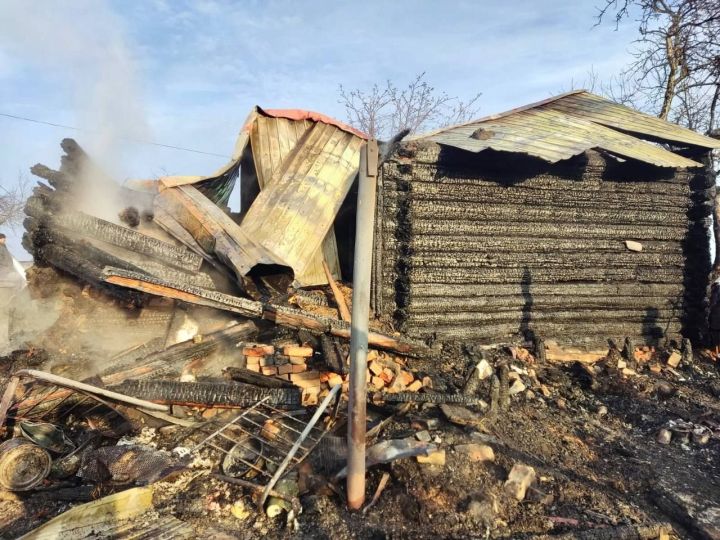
[347,139,379,510]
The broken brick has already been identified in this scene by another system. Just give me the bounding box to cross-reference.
[261,366,278,376]
[284,346,313,358]
[417,449,446,466]
[504,464,536,501]
[455,443,495,463]
[243,345,275,357]
[288,356,307,366]
[369,361,383,376]
[327,372,343,388]
[667,350,681,368]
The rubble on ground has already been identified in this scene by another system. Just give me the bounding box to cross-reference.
[2,134,720,539]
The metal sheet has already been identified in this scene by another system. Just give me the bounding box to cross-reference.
[545,91,720,149]
[249,113,342,286]
[424,90,717,168]
[238,121,364,284]
[147,108,365,287]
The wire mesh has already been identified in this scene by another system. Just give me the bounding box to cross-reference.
[191,385,342,501]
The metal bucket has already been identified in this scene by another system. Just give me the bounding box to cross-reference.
[0,438,52,491]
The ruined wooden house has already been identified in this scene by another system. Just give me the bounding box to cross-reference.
[26,93,720,351]
[371,91,720,348]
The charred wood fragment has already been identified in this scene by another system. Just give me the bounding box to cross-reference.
[498,364,510,411]
[109,379,302,407]
[533,336,546,364]
[489,375,500,414]
[622,337,636,369]
[374,391,485,406]
[681,338,693,365]
[320,334,346,375]
[223,367,295,388]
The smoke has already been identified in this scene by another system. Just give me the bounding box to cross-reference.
[0,0,149,211]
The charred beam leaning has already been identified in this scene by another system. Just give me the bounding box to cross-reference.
[100,266,430,357]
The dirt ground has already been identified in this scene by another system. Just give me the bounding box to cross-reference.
[2,341,720,539]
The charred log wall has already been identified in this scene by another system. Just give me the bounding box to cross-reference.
[373,143,713,348]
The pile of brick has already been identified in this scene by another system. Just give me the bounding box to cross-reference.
[366,350,427,393]
[241,344,427,406]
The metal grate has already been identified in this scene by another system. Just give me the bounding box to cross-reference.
[191,384,341,504]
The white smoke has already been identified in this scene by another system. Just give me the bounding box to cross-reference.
[10,255,26,288]
[0,0,149,182]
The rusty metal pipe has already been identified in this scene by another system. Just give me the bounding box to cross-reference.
[347,140,379,511]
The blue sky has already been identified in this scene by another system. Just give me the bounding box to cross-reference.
[0,0,639,258]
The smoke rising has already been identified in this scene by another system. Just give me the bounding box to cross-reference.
[0,0,149,221]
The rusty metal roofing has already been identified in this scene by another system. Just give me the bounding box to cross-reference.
[421,90,719,168]
[155,107,366,192]
[262,108,368,139]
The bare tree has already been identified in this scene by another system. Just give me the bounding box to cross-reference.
[339,73,482,139]
[0,173,29,229]
[596,0,720,135]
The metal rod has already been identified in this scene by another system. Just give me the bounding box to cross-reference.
[260,384,342,507]
[347,140,379,511]
[14,370,169,412]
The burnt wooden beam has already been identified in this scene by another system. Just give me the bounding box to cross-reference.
[223,367,295,388]
[110,379,302,407]
[102,321,258,378]
[375,391,485,406]
[101,267,431,357]
[27,203,203,271]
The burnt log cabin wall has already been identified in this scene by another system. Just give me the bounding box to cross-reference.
[372,141,713,348]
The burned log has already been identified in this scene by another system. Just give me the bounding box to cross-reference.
[50,210,202,271]
[25,192,213,292]
[110,380,302,407]
[223,367,296,389]
[101,267,431,357]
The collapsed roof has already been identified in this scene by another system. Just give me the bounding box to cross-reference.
[417,90,720,167]
[133,108,367,287]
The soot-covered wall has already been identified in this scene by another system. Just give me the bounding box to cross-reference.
[372,142,713,348]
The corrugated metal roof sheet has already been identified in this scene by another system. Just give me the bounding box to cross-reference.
[422,90,719,168]
[544,92,720,149]
[238,120,363,285]
[247,111,343,285]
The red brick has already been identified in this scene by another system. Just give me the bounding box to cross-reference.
[243,344,275,357]
[283,346,313,358]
